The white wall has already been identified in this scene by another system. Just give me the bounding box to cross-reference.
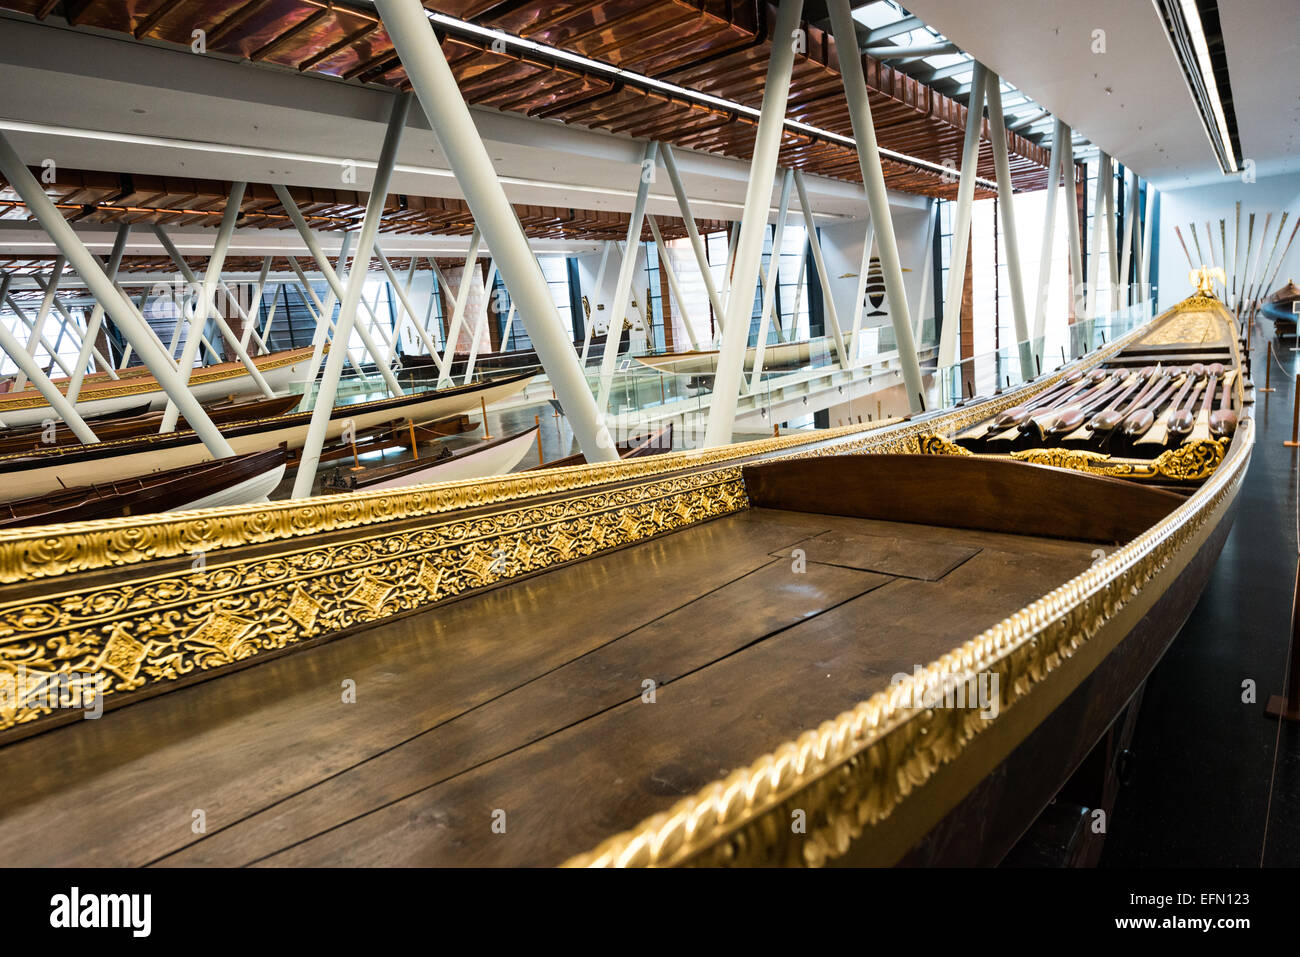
[1156,172,1300,305]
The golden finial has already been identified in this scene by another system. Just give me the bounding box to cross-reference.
[1189,265,1225,298]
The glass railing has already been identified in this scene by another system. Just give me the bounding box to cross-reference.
[288,299,1156,451]
[930,299,1158,411]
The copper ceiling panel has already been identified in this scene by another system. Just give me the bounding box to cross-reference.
[0,0,1059,206]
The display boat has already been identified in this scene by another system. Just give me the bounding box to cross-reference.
[320,426,539,492]
[0,284,1253,867]
[0,369,536,500]
[0,447,288,527]
[0,345,316,429]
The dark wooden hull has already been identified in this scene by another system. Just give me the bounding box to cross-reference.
[0,446,289,528]
[529,423,673,470]
[0,394,303,456]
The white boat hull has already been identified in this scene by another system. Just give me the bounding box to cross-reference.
[365,430,537,490]
[0,355,313,430]
[634,338,823,376]
[2,374,534,500]
[170,464,287,512]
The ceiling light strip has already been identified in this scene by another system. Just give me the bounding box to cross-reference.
[420,10,1001,191]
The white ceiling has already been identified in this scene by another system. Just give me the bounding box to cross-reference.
[904,0,1300,188]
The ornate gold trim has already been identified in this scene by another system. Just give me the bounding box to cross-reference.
[0,470,747,732]
[917,433,1229,483]
[563,417,1253,867]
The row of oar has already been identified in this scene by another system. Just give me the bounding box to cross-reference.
[977,363,1237,445]
[1173,205,1300,317]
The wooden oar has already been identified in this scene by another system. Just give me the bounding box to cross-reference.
[1123,373,1185,438]
[1058,368,1156,441]
[987,370,1100,431]
[1134,364,1204,445]
[1042,375,1132,436]
[1020,373,1122,436]
[1174,225,1195,269]
[1186,363,1224,443]
[1090,366,1165,433]
[1210,369,1238,438]
[1167,365,1211,440]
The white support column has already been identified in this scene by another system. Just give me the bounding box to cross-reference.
[1142,188,1158,304]
[158,183,251,432]
[1031,121,1063,347]
[580,239,613,365]
[660,142,724,322]
[596,140,658,414]
[500,300,518,350]
[789,247,807,343]
[153,222,275,412]
[271,187,405,398]
[0,131,234,458]
[67,223,128,402]
[376,244,444,369]
[704,0,803,446]
[938,63,988,369]
[427,256,454,351]
[848,223,874,364]
[747,167,794,394]
[3,293,75,378]
[828,0,925,412]
[13,255,64,392]
[240,257,273,352]
[1106,163,1119,312]
[436,227,482,388]
[647,216,700,351]
[1062,127,1084,325]
[291,91,411,498]
[378,0,617,462]
[794,170,849,367]
[985,70,1032,378]
[462,260,497,385]
[1119,170,1136,307]
[287,256,377,386]
[298,231,353,396]
[259,281,281,345]
[913,199,936,343]
[1087,153,1108,319]
[35,283,117,376]
[0,274,99,442]
[718,220,741,326]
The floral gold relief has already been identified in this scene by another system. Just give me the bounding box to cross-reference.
[0,470,748,733]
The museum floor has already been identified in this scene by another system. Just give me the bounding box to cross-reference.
[1098,323,1300,867]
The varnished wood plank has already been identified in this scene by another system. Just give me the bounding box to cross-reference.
[248,522,1096,866]
[770,528,979,581]
[0,511,821,866]
[744,455,1185,544]
[160,560,889,865]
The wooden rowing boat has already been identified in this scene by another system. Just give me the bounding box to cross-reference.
[0,369,536,500]
[0,346,316,429]
[320,426,540,493]
[0,447,288,528]
[527,423,673,470]
[1260,279,1299,332]
[400,332,617,377]
[0,393,304,456]
[633,336,827,376]
[0,284,1253,868]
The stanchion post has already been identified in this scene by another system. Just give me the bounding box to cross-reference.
[1266,556,1300,720]
[1285,375,1300,447]
[535,413,544,466]
[1261,342,1276,392]
[480,396,493,440]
